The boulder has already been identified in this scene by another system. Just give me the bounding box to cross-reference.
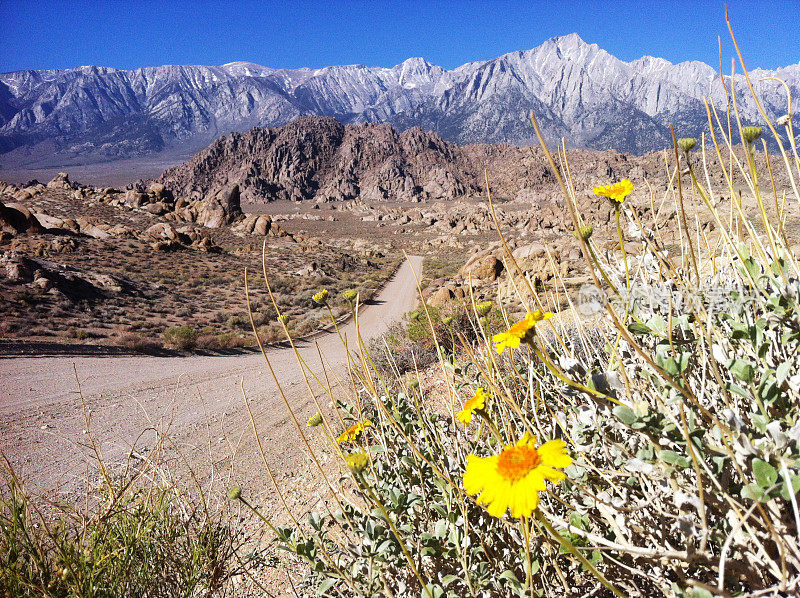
[124,189,148,207]
[0,200,43,234]
[148,182,167,199]
[145,202,168,215]
[31,212,80,234]
[144,222,179,241]
[460,254,504,281]
[253,214,272,235]
[76,218,112,239]
[46,172,74,190]
[1,251,33,282]
[198,185,242,228]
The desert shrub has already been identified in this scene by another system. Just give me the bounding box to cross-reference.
[194,332,249,351]
[240,45,800,596]
[292,318,317,337]
[0,464,240,597]
[161,326,197,351]
[255,322,286,344]
[117,331,162,353]
[13,290,42,305]
[226,314,248,330]
[215,332,250,349]
[406,303,441,348]
[67,326,87,341]
[371,302,502,377]
[369,322,440,378]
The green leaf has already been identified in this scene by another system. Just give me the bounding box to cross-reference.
[730,321,749,340]
[743,257,761,281]
[661,450,691,468]
[725,382,751,399]
[662,357,681,377]
[627,322,653,336]
[780,473,800,500]
[498,570,523,588]
[441,574,461,588]
[422,584,445,598]
[646,316,666,335]
[759,379,780,404]
[741,482,767,502]
[318,577,338,594]
[729,359,755,383]
[777,361,793,385]
[753,458,778,489]
[613,405,639,427]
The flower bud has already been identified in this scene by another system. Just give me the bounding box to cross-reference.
[442,315,454,325]
[776,114,792,127]
[677,138,697,152]
[307,412,323,427]
[228,486,242,500]
[407,379,420,390]
[476,301,492,316]
[577,225,593,241]
[741,126,762,144]
[345,451,369,472]
[312,289,329,305]
[342,289,358,302]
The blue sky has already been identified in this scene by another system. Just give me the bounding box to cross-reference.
[1,1,798,73]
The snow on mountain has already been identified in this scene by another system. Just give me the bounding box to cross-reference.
[0,33,797,165]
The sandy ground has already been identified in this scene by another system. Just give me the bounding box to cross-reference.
[0,256,423,512]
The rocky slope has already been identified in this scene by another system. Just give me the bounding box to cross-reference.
[2,34,798,167]
[0,172,397,349]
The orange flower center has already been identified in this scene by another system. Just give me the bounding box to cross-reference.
[508,320,530,337]
[464,397,480,412]
[497,445,541,482]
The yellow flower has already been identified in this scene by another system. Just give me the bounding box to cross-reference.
[312,289,329,305]
[463,435,572,519]
[337,419,372,443]
[593,179,634,204]
[492,311,551,354]
[457,387,487,425]
[307,412,323,427]
[345,451,369,471]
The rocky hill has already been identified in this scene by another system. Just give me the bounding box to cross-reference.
[2,34,797,168]
[158,115,785,205]
[157,117,480,204]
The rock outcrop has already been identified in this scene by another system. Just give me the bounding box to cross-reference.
[157,116,788,206]
[158,117,481,204]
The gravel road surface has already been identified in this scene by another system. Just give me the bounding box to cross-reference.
[0,256,423,505]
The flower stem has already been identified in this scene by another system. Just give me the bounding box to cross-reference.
[477,410,503,444]
[615,207,630,293]
[522,516,534,598]
[535,510,625,598]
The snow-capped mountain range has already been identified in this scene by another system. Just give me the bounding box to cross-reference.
[1,33,798,166]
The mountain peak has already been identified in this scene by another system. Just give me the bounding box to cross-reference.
[0,38,796,166]
[551,32,588,46]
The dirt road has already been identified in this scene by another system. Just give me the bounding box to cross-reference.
[0,256,423,501]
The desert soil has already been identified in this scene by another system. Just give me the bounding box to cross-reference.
[0,256,423,510]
